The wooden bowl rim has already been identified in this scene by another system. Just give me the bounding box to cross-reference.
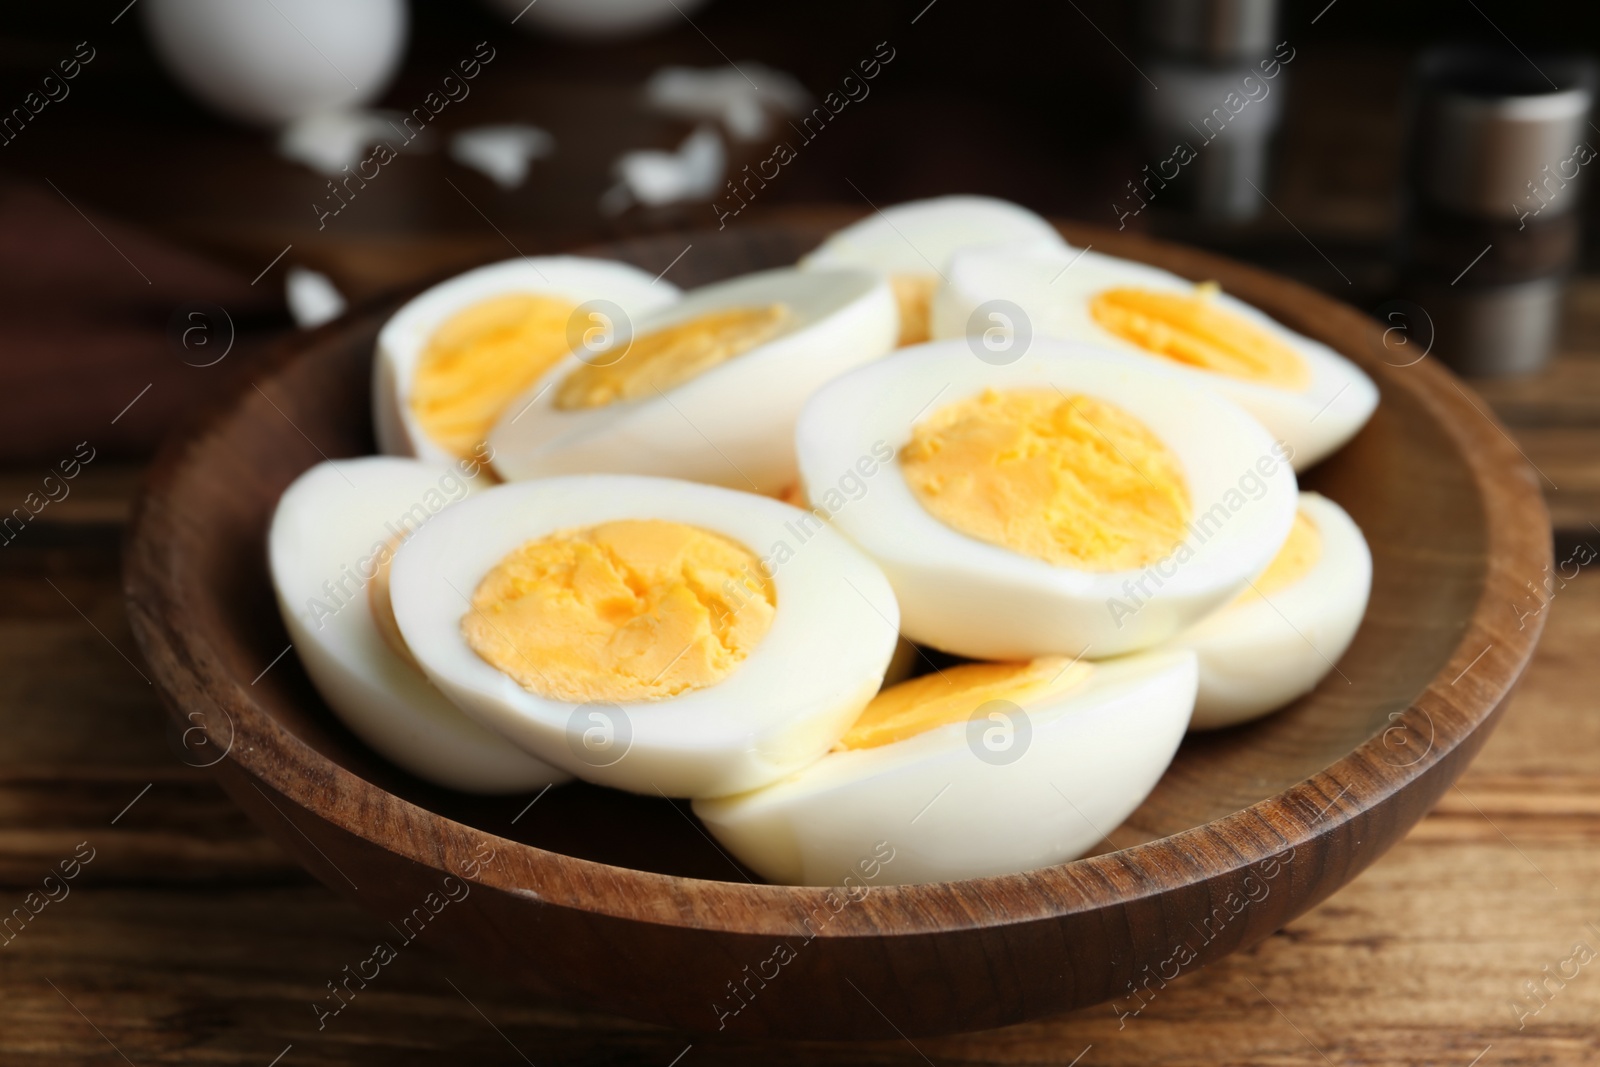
[125,218,1552,940]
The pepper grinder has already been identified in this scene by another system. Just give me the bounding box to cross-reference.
[1133,0,1286,224]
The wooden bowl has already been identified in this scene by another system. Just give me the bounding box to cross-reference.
[123,215,1550,1039]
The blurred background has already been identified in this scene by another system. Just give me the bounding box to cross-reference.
[4,0,1599,471]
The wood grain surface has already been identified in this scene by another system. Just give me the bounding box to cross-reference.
[3,471,1594,1064]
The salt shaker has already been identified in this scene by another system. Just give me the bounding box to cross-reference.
[1399,46,1596,377]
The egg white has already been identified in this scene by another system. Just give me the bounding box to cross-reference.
[373,256,681,463]
[799,194,1067,275]
[795,341,1299,660]
[267,457,569,793]
[693,648,1198,885]
[487,267,896,494]
[386,475,902,799]
[1171,492,1371,730]
[930,242,1378,470]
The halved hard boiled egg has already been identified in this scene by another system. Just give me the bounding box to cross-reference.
[268,456,569,793]
[795,341,1299,660]
[693,648,1197,885]
[386,475,901,798]
[930,243,1377,469]
[800,195,1067,346]
[374,256,681,463]
[487,267,895,494]
[1171,491,1371,730]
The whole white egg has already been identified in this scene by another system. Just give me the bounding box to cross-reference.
[476,0,710,40]
[143,0,408,126]
[481,0,710,40]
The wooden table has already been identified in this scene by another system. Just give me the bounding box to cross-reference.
[2,454,1595,1065]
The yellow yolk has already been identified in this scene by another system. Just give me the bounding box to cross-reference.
[367,535,421,673]
[1239,508,1322,601]
[838,656,1092,749]
[410,293,578,459]
[900,388,1192,571]
[889,273,939,346]
[461,519,776,703]
[554,304,792,410]
[1088,284,1310,390]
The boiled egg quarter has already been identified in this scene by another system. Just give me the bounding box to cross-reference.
[386,475,901,798]
[1172,492,1371,730]
[488,267,895,495]
[931,243,1377,470]
[693,648,1198,886]
[795,341,1298,661]
[800,195,1068,346]
[374,256,681,464]
[268,456,569,793]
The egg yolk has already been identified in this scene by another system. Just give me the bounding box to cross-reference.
[1238,508,1322,601]
[461,519,776,703]
[900,388,1192,571]
[838,656,1093,749]
[1088,284,1310,391]
[889,273,939,346]
[554,304,792,410]
[410,293,578,459]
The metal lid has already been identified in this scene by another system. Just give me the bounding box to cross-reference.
[1410,46,1597,220]
[1140,0,1278,64]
